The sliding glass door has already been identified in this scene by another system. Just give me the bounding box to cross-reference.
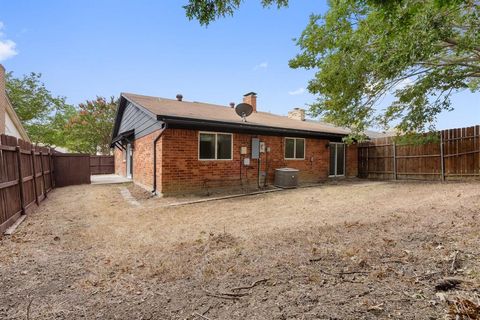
[329,143,345,177]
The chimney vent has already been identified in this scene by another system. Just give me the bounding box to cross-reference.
[288,108,306,121]
[176,94,183,101]
[229,102,235,108]
[243,92,257,112]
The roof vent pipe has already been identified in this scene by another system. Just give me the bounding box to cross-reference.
[176,94,183,101]
[229,102,235,108]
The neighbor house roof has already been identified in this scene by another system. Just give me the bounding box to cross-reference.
[5,94,30,142]
[0,64,30,142]
[113,92,351,141]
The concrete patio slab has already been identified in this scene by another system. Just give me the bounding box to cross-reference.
[91,174,131,185]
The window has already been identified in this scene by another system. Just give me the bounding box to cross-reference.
[329,142,345,176]
[284,138,305,160]
[199,132,233,160]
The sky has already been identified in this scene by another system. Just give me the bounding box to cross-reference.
[0,0,478,130]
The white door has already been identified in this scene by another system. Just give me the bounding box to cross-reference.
[126,143,133,179]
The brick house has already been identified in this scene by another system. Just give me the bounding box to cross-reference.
[111,92,358,195]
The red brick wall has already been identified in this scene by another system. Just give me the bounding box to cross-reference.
[114,131,163,192]
[114,128,359,195]
[114,147,126,176]
[131,132,156,189]
[159,129,334,194]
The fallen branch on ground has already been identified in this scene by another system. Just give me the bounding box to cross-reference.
[202,288,247,300]
[26,297,33,320]
[231,278,270,291]
[193,312,212,320]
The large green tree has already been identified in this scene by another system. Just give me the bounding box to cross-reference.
[6,72,76,145]
[65,97,117,155]
[185,0,480,138]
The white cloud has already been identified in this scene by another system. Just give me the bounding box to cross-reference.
[0,22,18,62]
[288,87,306,95]
[0,40,17,62]
[253,61,268,70]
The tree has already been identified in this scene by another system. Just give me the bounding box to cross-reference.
[185,0,480,138]
[184,0,288,26]
[6,72,76,145]
[65,97,117,155]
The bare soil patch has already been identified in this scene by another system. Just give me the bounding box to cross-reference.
[1,180,480,319]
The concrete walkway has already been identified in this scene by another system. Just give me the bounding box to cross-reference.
[91,174,131,185]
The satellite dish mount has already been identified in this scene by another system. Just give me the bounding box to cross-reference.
[235,103,253,122]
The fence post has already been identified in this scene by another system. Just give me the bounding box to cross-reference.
[366,146,369,178]
[392,142,397,180]
[16,146,25,214]
[48,151,54,191]
[30,149,39,205]
[39,151,47,199]
[440,131,445,181]
[50,153,55,188]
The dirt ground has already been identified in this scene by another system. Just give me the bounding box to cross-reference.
[1,180,480,319]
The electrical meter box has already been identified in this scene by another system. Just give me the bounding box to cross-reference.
[259,142,266,153]
[251,138,260,159]
[240,146,247,155]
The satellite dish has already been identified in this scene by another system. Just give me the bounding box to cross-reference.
[235,103,253,122]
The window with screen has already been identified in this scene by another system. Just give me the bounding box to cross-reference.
[284,138,305,159]
[199,132,232,160]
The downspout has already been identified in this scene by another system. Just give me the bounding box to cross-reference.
[152,123,167,195]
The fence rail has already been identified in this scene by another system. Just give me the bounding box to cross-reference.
[358,125,480,180]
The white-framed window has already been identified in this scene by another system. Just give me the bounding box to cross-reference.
[284,137,305,160]
[329,142,345,177]
[198,132,233,160]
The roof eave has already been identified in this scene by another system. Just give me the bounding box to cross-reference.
[157,115,347,140]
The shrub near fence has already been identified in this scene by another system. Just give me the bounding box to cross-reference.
[358,125,480,181]
[0,134,54,233]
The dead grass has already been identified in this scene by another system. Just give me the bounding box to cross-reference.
[1,180,480,319]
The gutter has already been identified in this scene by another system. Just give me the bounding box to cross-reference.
[152,123,167,194]
[157,115,346,141]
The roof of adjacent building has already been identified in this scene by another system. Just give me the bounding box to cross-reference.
[119,92,351,137]
[0,64,30,142]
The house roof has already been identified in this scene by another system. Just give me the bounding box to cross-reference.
[118,92,351,139]
[5,94,30,142]
[0,64,30,142]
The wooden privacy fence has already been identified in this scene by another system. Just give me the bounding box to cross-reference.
[54,154,91,187]
[0,133,95,233]
[90,155,114,175]
[358,125,480,180]
[0,135,54,233]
